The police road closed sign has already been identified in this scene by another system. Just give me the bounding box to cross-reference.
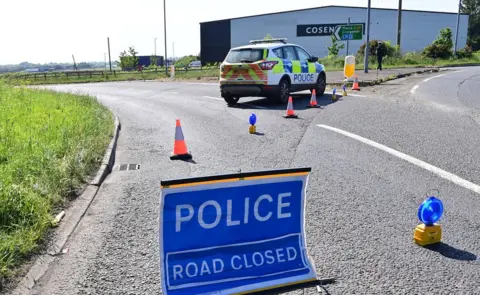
[159,168,317,295]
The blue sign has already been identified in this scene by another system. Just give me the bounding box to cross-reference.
[160,168,317,295]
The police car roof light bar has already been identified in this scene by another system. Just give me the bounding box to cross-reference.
[249,38,288,45]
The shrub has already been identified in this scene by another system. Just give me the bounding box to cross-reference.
[402,52,421,65]
[357,40,399,57]
[422,27,454,59]
[456,45,473,58]
[422,44,452,59]
[327,35,345,58]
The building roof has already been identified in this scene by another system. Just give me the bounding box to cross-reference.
[231,42,293,50]
[200,5,467,24]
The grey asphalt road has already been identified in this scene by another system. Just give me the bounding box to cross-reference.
[17,68,480,295]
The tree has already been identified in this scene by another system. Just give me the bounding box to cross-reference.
[422,27,454,59]
[118,46,139,70]
[150,55,158,67]
[461,0,480,50]
[433,27,453,49]
[128,46,139,68]
[327,35,345,57]
[119,50,129,69]
[264,34,273,40]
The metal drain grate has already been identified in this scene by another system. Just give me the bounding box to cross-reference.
[118,164,140,171]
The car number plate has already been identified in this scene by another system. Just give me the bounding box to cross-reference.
[233,68,249,74]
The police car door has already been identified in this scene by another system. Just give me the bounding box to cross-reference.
[280,46,298,90]
[294,46,318,90]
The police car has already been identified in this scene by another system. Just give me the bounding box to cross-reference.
[219,38,326,106]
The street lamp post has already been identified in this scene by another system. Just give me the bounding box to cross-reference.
[173,42,175,61]
[164,0,168,74]
[364,0,372,73]
[453,0,461,54]
[154,38,157,56]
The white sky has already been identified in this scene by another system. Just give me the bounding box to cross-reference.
[0,0,459,65]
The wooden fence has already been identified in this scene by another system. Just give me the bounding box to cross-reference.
[4,67,220,81]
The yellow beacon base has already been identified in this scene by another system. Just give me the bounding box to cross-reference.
[414,223,442,246]
[249,125,256,134]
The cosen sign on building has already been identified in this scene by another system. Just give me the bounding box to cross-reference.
[297,23,365,37]
[159,168,318,295]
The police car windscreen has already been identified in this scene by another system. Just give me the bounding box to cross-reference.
[226,49,263,63]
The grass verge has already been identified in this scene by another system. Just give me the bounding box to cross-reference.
[2,53,479,86]
[0,82,113,284]
[2,68,220,86]
[319,51,480,71]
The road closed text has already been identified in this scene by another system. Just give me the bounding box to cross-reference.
[166,234,306,288]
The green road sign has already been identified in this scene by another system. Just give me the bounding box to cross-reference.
[334,24,364,41]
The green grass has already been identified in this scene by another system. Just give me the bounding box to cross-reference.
[174,55,199,67]
[2,68,220,86]
[0,82,113,280]
[2,52,479,86]
[319,51,480,71]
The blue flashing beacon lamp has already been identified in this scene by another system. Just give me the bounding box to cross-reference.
[418,196,444,226]
[249,113,257,134]
[414,191,444,246]
[249,113,257,126]
[332,87,338,102]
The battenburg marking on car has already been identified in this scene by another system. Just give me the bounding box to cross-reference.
[221,64,268,84]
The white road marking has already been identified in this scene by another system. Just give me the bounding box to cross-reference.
[202,95,223,101]
[165,91,179,95]
[413,69,470,94]
[410,85,419,94]
[317,124,480,195]
[423,73,446,82]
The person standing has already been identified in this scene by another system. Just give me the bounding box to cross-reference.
[376,41,386,71]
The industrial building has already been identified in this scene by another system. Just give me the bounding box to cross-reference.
[200,5,469,65]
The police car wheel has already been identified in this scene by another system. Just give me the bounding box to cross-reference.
[315,73,326,96]
[224,95,240,106]
[277,79,290,104]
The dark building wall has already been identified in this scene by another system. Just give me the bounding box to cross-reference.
[138,55,164,67]
[200,20,231,65]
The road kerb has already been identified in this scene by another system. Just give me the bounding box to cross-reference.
[9,115,121,295]
[327,68,441,88]
[90,116,121,186]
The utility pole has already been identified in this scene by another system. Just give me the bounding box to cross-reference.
[453,0,461,54]
[72,54,77,71]
[346,17,351,56]
[104,53,107,71]
[107,37,112,72]
[396,0,402,49]
[173,42,175,61]
[364,0,371,73]
[164,0,168,73]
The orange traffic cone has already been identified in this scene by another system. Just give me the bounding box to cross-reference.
[306,89,320,108]
[283,96,298,118]
[170,119,192,160]
[352,76,360,91]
